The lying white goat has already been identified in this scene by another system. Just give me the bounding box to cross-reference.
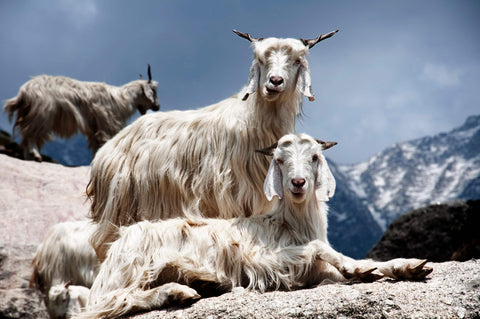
[81,134,432,318]
[3,65,160,161]
[88,29,339,261]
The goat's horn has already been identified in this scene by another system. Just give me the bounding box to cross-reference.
[315,139,337,150]
[147,64,152,83]
[233,29,263,42]
[300,30,339,49]
[255,142,278,156]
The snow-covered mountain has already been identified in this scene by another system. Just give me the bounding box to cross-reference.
[337,115,480,232]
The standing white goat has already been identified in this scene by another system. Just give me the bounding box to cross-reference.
[3,65,160,161]
[87,29,339,261]
[81,134,432,318]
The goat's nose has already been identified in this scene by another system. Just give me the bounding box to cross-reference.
[269,76,284,86]
[291,178,306,188]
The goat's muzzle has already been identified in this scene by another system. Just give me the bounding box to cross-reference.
[289,178,306,201]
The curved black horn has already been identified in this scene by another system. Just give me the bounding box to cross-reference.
[147,64,152,83]
[233,29,264,42]
[300,29,339,49]
[315,139,337,150]
[255,142,278,156]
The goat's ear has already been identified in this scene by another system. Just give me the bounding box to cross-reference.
[242,60,260,101]
[315,139,337,150]
[255,142,278,156]
[300,30,339,49]
[315,154,336,202]
[264,159,283,201]
[298,60,315,101]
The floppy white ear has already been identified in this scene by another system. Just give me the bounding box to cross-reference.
[297,60,315,101]
[315,155,336,201]
[242,60,260,100]
[264,159,283,201]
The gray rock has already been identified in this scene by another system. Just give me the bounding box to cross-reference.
[367,200,480,262]
[132,260,480,319]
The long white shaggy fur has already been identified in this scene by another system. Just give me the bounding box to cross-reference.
[3,66,160,161]
[80,134,432,318]
[87,30,338,261]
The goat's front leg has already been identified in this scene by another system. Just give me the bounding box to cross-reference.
[371,258,433,280]
[128,283,201,310]
[307,240,383,282]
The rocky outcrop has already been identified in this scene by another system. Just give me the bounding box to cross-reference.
[367,200,480,262]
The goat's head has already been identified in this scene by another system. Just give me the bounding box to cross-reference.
[257,133,336,204]
[137,64,160,115]
[234,29,338,102]
[47,282,71,317]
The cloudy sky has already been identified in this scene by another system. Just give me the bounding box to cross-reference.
[0,0,478,164]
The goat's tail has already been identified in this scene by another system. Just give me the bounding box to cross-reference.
[3,95,23,123]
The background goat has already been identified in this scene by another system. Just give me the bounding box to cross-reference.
[88,29,338,261]
[30,220,99,317]
[81,134,432,318]
[30,220,99,294]
[3,65,160,161]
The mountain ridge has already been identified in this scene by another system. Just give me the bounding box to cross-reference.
[336,114,480,231]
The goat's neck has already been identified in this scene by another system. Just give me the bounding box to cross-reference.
[274,195,325,244]
[248,90,303,137]
[119,81,144,111]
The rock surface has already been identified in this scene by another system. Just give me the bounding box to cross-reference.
[1,154,480,318]
[133,261,480,319]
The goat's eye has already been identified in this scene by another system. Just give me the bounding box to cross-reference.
[312,154,319,162]
[294,59,301,65]
[276,158,284,165]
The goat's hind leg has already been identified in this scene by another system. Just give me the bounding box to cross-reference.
[22,139,42,161]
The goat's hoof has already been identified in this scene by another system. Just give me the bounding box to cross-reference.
[393,259,433,280]
[357,267,384,282]
[166,283,201,305]
[341,265,384,282]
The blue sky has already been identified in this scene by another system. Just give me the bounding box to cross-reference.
[1,0,479,164]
